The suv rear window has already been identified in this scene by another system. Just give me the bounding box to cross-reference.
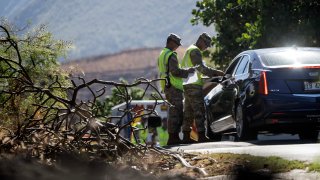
[260,50,320,67]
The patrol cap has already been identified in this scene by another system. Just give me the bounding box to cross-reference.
[200,32,212,47]
[167,33,182,46]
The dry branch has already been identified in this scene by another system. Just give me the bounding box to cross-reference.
[0,25,210,179]
[0,25,169,161]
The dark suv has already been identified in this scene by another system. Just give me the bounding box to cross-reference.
[205,47,320,141]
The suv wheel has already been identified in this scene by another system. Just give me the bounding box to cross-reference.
[235,103,256,141]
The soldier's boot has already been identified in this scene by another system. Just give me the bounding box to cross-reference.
[167,132,181,145]
[197,132,211,143]
[182,131,197,144]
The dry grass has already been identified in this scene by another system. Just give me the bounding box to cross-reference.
[62,47,187,75]
[115,152,318,179]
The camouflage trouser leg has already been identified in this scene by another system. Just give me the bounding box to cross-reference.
[164,86,183,134]
[182,85,206,133]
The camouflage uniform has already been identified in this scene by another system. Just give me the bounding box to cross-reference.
[165,54,190,134]
[157,33,194,145]
[182,47,223,135]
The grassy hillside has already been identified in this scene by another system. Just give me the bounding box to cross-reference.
[0,0,212,60]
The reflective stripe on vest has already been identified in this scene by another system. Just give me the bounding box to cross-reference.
[181,44,203,86]
[157,48,183,91]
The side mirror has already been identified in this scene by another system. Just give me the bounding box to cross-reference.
[218,74,232,82]
[224,74,232,79]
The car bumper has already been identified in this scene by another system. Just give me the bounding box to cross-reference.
[249,93,320,130]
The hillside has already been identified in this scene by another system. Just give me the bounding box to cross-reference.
[62,47,187,100]
[0,0,212,60]
[62,47,187,81]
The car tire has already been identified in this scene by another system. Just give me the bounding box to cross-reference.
[298,130,319,141]
[235,103,257,141]
[205,106,222,141]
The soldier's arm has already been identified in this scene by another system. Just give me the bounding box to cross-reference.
[168,54,193,78]
[190,49,224,77]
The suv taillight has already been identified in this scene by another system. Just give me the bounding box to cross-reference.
[259,71,268,95]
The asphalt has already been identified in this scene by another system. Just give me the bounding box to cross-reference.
[166,134,320,162]
[200,169,320,180]
[166,134,320,180]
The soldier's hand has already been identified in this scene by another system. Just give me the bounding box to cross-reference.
[216,70,224,76]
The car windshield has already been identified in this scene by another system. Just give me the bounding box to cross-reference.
[260,50,320,67]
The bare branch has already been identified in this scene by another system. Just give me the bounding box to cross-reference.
[0,25,171,164]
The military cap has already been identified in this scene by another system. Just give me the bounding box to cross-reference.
[200,32,212,47]
[167,33,182,46]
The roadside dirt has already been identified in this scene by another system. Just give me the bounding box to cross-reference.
[1,129,318,180]
[1,151,319,180]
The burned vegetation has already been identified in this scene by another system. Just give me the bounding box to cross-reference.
[0,24,202,179]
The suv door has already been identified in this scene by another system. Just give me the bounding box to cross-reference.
[208,56,243,132]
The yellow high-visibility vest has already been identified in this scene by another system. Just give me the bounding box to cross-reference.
[181,45,204,86]
[157,48,183,91]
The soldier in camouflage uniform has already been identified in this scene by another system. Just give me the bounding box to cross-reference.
[157,33,194,145]
[181,33,224,143]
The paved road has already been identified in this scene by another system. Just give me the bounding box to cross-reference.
[166,134,320,162]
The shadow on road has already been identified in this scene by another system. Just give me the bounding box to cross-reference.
[247,133,319,146]
[249,139,319,146]
[162,133,319,149]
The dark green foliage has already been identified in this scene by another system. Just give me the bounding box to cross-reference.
[192,0,320,68]
[0,19,71,127]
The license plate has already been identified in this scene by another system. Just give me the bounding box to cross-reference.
[304,81,320,91]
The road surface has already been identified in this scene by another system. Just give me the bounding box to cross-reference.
[166,134,320,162]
